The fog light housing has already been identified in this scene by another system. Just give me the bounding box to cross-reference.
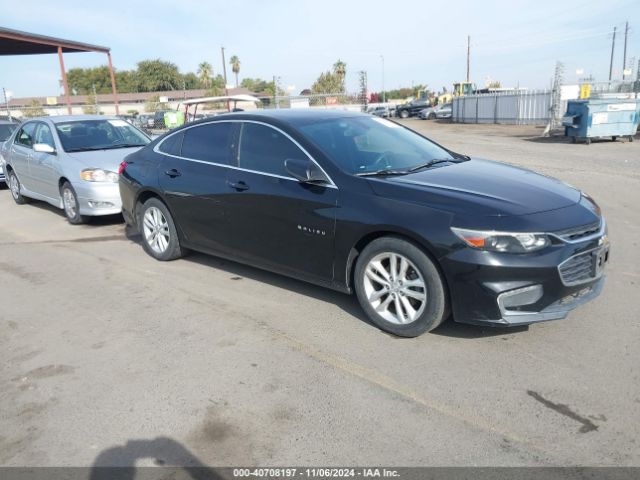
[497,285,543,316]
[88,201,115,209]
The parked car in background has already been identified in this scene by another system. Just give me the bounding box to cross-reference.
[368,106,392,118]
[120,110,608,337]
[419,103,453,120]
[134,114,153,130]
[435,103,453,119]
[1,115,150,224]
[396,99,432,119]
[418,106,437,120]
[0,119,20,184]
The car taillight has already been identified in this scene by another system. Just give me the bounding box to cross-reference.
[118,161,128,175]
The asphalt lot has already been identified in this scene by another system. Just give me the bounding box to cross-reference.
[1,120,639,467]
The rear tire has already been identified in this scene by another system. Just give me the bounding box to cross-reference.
[354,237,448,337]
[8,171,30,205]
[61,182,88,224]
[138,198,185,261]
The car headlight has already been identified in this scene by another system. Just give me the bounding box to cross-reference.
[80,168,119,183]
[451,227,551,253]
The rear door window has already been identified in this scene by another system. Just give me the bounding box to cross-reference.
[180,122,233,164]
[15,123,37,148]
[158,132,183,156]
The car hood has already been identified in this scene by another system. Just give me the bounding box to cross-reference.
[368,158,581,216]
[65,147,144,171]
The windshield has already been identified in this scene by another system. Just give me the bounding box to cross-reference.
[297,116,454,175]
[0,124,17,142]
[55,119,150,152]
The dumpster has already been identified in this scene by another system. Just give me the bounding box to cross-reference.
[562,98,640,144]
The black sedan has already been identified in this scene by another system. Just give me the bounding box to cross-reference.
[119,110,609,337]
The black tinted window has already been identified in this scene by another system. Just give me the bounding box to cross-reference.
[158,132,183,156]
[181,123,233,164]
[239,123,305,177]
[16,123,37,148]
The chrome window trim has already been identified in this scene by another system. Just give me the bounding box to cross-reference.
[153,119,338,189]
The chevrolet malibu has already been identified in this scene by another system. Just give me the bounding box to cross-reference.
[119,110,609,337]
[1,115,150,224]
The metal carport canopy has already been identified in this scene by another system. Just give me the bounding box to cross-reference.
[0,26,119,113]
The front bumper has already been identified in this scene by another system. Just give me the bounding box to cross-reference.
[74,182,122,216]
[441,226,609,327]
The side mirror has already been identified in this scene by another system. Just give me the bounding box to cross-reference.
[33,143,56,155]
[284,158,329,185]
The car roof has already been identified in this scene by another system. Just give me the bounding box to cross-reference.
[203,108,369,127]
[21,115,121,124]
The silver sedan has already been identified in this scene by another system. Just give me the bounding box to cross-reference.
[0,115,150,224]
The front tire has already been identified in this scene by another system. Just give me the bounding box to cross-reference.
[354,237,448,337]
[8,171,29,205]
[61,182,88,224]
[139,198,185,261]
[399,110,409,119]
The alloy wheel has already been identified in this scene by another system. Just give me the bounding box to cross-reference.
[9,174,20,200]
[363,252,427,325]
[143,206,170,254]
[62,188,77,219]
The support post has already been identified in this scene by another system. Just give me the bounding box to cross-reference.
[57,46,72,115]
[107,52,119,115]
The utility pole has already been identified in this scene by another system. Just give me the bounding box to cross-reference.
[609,26,617,81]
[466,35,470,82]
[221,46,229,111]
[622,21,629,80]
[2,87,11,120]
[380,55,385,104]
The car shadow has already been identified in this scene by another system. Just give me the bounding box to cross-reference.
[18,197,124,226]
[89,436,221,479]
[125,228,524,340]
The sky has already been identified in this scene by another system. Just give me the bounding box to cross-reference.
[1,0,639,99]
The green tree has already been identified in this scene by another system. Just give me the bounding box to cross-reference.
[333,59,347,90]
[197,62,213,89]
[182,72,200,90]
[311,71,343,94]
[23,99,46,117]
[229,55,241,87]
[136,59,181,92]
[115,70,138,93]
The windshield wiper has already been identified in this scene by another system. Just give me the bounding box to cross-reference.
[65,146,110,152]
[356,169,410,177]
[103,143,146,149]
[408,158,455,172]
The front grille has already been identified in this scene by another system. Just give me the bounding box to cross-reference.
[554,221,601,242]
[559,248,608,286]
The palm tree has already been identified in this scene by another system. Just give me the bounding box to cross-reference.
[333,59,347,92]
[197,61,213,89]
[230,56,241,87]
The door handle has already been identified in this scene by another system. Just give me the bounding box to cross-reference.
[226,180,249,191]
[164,168,181,178]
